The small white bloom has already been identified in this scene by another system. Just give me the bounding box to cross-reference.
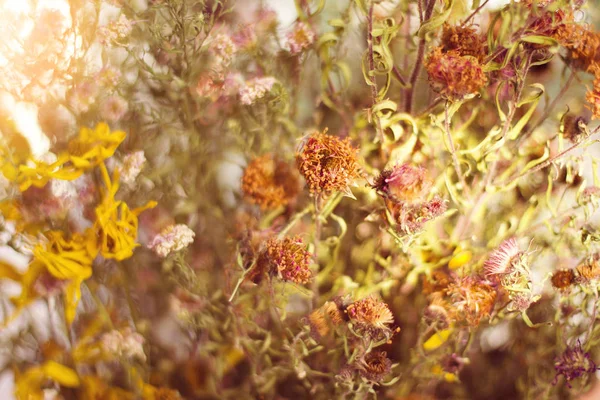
[149,224,195,258]
[239,77,277,105]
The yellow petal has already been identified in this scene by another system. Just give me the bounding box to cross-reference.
[64,278,85,325]
[41,361,80,387]
[423,328,453,351]
[449,250,472,270]
[0,261,23,281]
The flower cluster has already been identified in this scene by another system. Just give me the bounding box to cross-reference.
[148,224,195,258]
[241,154,300,210]
[425,47,487,99]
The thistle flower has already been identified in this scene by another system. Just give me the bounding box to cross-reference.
[148,224,195,258]
[241,154,300,210]
[553,341,599,388]
[308,298,346,339]
[551,269,576,291]
[441,24,485,61]
[373,164,431,203]
[265,236,312,284]
[483,238,522,276]
[425,47,487,99]
[100,95,129,122]
[286,22,315,55]
[346,296,394,340]
[296,130,360,196]
[239,77,278,105]
[358,351,392,382]
[446,276,496,326]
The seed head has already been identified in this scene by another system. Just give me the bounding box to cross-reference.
[390,195,447,235]
[446,276,496,326]
[296,130,360,196]
[425,47,487,99]
[553,341,599,388]
[373,164,431,203]
[551,269,576,291]
[265,236,313,284]
[346,296,394,340]
[358,351,392,382]
[241,154,300,210]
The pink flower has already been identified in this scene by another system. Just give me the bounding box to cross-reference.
[484,238,521,276]
[239,77,277,105]
[286,22,315,55]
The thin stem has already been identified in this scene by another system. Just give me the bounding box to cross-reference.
[367,3,385,146]
[462,0,491,26]
[444,101,470,197]
[312,195,323,309]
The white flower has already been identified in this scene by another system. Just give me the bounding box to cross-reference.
[100,95,129,121]
[239,77,277,105]
[119,151,146,186]
[149,224,195,258]
[101,327,146,361]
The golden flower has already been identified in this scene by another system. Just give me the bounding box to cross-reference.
[296,130,360,196]
[14,153,83,192]
[15,361,80,400]
[264,235,313,284]
[241,154,300,210]
[358,351,392,382]
[425,47,487,99]
[68,122,126,169]
[346,296,394,340]
[93,164,156,260]
[553,22,600,71]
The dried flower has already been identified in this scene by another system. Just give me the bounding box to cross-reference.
[373,164,431,203]
[425,47,487,99]
[265,236,312,284]
[241,154,300,210]
[239,77,277,105]
[358,351,392,382]
[389,195,447,234]
[551,269,576,291]
[346,296,394,339]
[554,22,600,71]
[560,112,589,142]
[308,299,346,339]
[68,123,126,170]
[576,253,600,283]
[586,69,600,120]
[286,22,315,55]
[422,270,452,296]
[13,154,83,192]
[553,341,599,388]
[210,34,237,68]
[446,275,496,326]
[296,130,360,196]
[484,238,522,276]
[100,95,129,122]
[441,24,485,61]
[149,224,195,258]
[101,327,146,361]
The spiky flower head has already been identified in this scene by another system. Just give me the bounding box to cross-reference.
[425,47,487,99]
[483,238,522,277]
[446,275,497,327]
[265,236,313,284]
[296,130,360,196]
[553,341,599,388]
[346,296,394,340]
[358,351,392,382]
[441,24,485,61]
[241,154,300,210]
[551,269,576,291]
[576,253,600,284]
[389,195,447,235]
[373,164,431,203]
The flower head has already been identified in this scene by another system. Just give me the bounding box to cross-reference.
[373,164,431,203]
[100,327,146,361]
[296,130,360,196]
[553,341,599,388]
[446,275,496,326]
[264,236,312,284]
[576,253,600,283]
[441,24,485,61]
[286,22,315,55]
[308,298,346,339]
[13,154,83,192]
[346,296,394,340]
[68,123,126,169]
[358,351,392,382]
[239,77,278,105]
[210,34,237,68]
[148,224,195,258]
[98,14,134,46]
[425,47,487,99]
[241,154,300,210]
[484,238,522,276]
[119,151,146,186]
[389,195,447,234]
[100,95,129,122]
[551,269,576,291]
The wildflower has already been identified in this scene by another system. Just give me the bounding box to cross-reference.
[390,195,447,234]
[68,123,126,169]
[553,22,600,70]
[296,130,360,196]
[15,361,80,400]
[446,276,496,326]
[94,164,156,260]
[422,270,452,295]
[100,327,146,361]
[96,66,122,88]
[14,153,83,192]
[440,24,485,61]
[286,21,315,55]
[483,238,522,276]
[308,298,346,339]
[425,47,487,99]
[239,77,278,105]
[67,81,98,114]
[98,14,134,46]
[560,112,589,142]
[553,341,599,388]
[100,95,129,122]
[195,74,222,101]
[358,351,392,382]
[210,34,237,67]
[264,236,312,284]
[119,151,146,186]
[576,253,600,283]
[241,154,300,210]
[551,269,576,291]
[148,224,195,258]
[586,70,600,120]
[373,164,431,203]
[346,296,394,339]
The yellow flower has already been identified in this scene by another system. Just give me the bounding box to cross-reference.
[14,153,83,192]
[423,327,453,351]
[15,361,80,400]
[69,122,126,169]
[92,163,156,261]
